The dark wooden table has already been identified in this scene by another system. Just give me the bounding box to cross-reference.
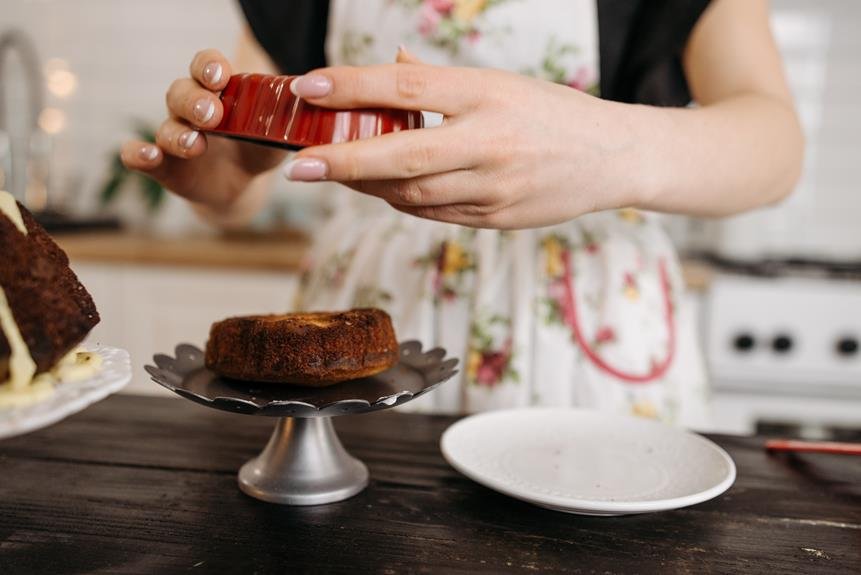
[1,395,859,574]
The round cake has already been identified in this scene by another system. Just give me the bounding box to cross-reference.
[204,308,399,386]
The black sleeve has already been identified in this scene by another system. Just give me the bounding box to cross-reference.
[598,0,711,106]
[237,0,331,74]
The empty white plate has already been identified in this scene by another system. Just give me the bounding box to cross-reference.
[441,408,736,516]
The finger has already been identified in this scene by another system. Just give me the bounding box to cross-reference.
[284,127,474,182]
[155,118,207,159]
[189,48,232,90]
[166,78,223,128]
[120,140,163,172]
[119,140,183,190]
[390,202,508,229]
[348,170,487,208]
[289,63,484,116]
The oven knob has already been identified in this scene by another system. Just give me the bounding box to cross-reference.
[772,334,794,354]
[732,333,756,353]
[836,337,859,357]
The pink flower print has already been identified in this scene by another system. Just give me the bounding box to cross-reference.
[467,29,482,44]
[567,66,595,92]
[474,339,513,387]
[427,0,454,13]
[594,326,616,345]
[419,2,444,36]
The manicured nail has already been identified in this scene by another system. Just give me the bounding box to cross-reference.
[283,157,328,181]
[178,130,199,150]
[290,75,333,98]
[139,145,159,161]
[193,98,215,124]
[202,62,223,86]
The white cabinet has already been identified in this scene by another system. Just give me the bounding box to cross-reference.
[71,262,299,396]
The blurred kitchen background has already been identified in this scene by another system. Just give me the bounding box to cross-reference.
[1,0,859,437]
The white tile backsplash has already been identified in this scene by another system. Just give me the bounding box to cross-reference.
[1,0,243,214]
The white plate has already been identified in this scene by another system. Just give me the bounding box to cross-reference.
[441,408,736,516]
[0,346,131,440]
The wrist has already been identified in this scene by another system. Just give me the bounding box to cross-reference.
[568,97,665,215]
[624,103,671,213]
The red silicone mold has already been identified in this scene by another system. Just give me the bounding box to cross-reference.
[206,73,424,149]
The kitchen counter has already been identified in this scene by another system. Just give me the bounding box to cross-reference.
[55,231,715,288]
[1,395,858,574]
[54,231,310,273]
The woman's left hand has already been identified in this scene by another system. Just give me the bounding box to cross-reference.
[283,57,652,229]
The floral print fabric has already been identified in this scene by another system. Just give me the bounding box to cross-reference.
[297,0,708,424]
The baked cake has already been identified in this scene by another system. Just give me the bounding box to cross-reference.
[0,191,100,404]
[205,308,399,386]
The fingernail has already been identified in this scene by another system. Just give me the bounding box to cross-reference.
[139,145,159,161]
[193,98,216,123]
[202,62,223,86]
[178,130,199,150]
[290,75,333,98]
[283,157,328,181]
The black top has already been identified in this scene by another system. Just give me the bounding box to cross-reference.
[238,0,710,107]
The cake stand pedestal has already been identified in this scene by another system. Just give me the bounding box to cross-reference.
[146,341,458,505]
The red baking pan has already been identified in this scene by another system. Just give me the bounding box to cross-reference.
[205,73,424,150]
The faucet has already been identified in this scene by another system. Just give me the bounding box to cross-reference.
[0,28,47,209]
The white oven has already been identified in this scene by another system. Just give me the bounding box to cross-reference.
[703,273,861,438]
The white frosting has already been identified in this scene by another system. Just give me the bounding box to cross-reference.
[52,350,103,383]
[0,190,37,401]
[0,190,27,235]
[0,347,104,408]
[0,287,37,393]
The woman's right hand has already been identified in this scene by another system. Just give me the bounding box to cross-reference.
[120,49,287,216]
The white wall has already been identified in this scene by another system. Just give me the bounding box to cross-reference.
[1,0,243,217]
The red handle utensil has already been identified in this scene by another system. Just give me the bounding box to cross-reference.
[765,439,861,456]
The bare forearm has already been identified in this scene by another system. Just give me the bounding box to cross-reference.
[634,93,803,217]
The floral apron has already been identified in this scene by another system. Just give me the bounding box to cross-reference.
[297,0,709,425]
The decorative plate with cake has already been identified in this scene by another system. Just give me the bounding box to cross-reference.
[0,191,131,438]
[148,310,458,505]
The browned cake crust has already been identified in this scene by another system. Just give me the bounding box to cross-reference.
[0,202,100,380]
[204,308,399,386]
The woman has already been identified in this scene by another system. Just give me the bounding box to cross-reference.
[121,0,803,423]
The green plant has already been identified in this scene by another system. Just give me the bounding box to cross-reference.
[99,122,165,212]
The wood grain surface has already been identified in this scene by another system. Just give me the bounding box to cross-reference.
[1,395,858,574]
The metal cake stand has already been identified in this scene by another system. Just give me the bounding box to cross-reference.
[145,341,458,506]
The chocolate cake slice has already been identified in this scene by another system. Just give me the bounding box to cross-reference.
[0,192,100,387]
